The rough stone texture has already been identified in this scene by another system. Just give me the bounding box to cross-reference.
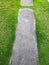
[10,8,38,65]
[21,0,33,6]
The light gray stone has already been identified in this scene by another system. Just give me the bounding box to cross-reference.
[21,0,33,6]
[10,8,38,65]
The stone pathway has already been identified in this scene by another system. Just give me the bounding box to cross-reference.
[21,0,33,6]
[10,0,38,65]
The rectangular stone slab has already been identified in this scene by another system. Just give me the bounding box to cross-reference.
[10,8,38,65]
[21,0,33,6]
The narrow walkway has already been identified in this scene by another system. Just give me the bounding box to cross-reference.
[10,8,38,65]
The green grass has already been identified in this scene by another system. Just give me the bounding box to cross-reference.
[0,0,49,65]
[0,0,20,65]
[34,1,49,65]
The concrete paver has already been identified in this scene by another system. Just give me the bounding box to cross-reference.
[21,0,33,6]
[10,8,38,65]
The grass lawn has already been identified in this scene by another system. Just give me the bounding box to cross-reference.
[34,1,49,65]
[0,0,20,65]
[0,0,49,65]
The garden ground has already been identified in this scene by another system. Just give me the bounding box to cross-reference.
[0,0,49,65]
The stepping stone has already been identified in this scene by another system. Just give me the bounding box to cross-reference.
[21,0,33,6]
[10,8,38,65]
